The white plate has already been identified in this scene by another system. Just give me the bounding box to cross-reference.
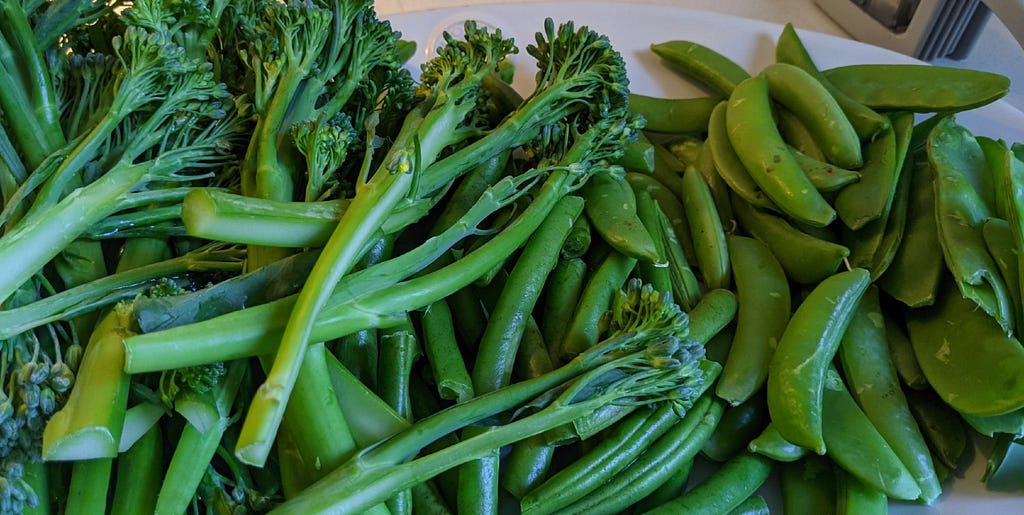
[385,2,1024,513]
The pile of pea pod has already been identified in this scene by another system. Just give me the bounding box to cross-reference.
[609,22,1024,513]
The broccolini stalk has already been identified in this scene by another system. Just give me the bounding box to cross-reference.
[274,283,713,513]
[236,18,517,462]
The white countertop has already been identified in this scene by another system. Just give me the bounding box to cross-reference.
[375,0,1024,111]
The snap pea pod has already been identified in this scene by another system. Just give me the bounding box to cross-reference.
[834,111,913,230]
[823,64,1010,112]
[642,452,774,515]
[767,268,871,453]
[519,403,680,515]
[557,249,637,360]
[732,193,849,285]
[835,468,887,515]
[503,319,556,498]
[821,366,922,501]
[762,62,862,169]
[776,107,827,161]
[775,22,890,141]
[877,159,943,308]
[789,145,861,193]
[905,278,1024,417]
[625,171,691,259]
[701,388,769,462]
[581,171,660,262]
[634,190,672,295]
[560,214,591,260]
[725,495,770,515]
[842,142,913,280]
[681,165,730,290]
[837,285,942,503]
[628,93,718,134]
[617,132,656,173]
[685,288,738,346]
[726,75,835,227]
[539,257,586,362]
[695,139,735,226]
[657,204,703,311]
[748,422,808,462]
[650,40,751,97]
[780,454,837,515]
[904,387,969,471]
[707,101,777,211]
[716,235,789,405]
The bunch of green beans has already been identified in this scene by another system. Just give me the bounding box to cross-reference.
[592,21,1024,513]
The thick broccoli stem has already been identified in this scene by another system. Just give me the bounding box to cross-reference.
[121,169,576,373]
[110,422,163,515]
[65,458,114,515]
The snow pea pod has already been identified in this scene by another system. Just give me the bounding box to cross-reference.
[982,217,1022,333]
[716,235,790,406]
[834,111,913,230]
[823,64,1010,112]
[762,62,862,169]
[905,278,1024,417]
[775,22,890,141]
[726,75,835,227]
[767,267,871,453]
[877,159,943,308]
[650,40,750,97]
[628,93,718,134]
[789,145,861,193]
[929,116,1015,333]
[836,468,887,515]
[904,387,969,471]
[780,454,836,515]
[883,313,929,390]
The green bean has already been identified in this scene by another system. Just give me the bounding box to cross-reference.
[732,193,849,285]
[707,101,777,211]
[539,257,587,363]
[821,366,922,501]
[642,452,773,515]
[685,288,738,345]
[929,116,1014,332]
[629,93,718,134]
[557,249,637,360]
[780,454,837,515]
[748,422,808,462]
[762,62,862,169]
[581,172,660,262]
[445,285,488,350]
[411,480,453,515]
[681,165,730,290]
[883,313,929,390]
[717,235,790,405]
[837,285,942,503]
[630,459,694,514]
[650,40,750,97]
[904,387,969,470]
[775,22,890,141]
[421,299,474,403]
[877,160,943,307]
[823,64,1010,112]
[473,195,584,394]
[726,75,835,227]
[725,495,770,515]
[634,190,672,294]
[905,278,1024,417]
[520,403,679,514]
[701,388,769,462]
[767,268,871,453]
[836,468,888,515]
[557,393,726,515]
[834,111,913,230]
